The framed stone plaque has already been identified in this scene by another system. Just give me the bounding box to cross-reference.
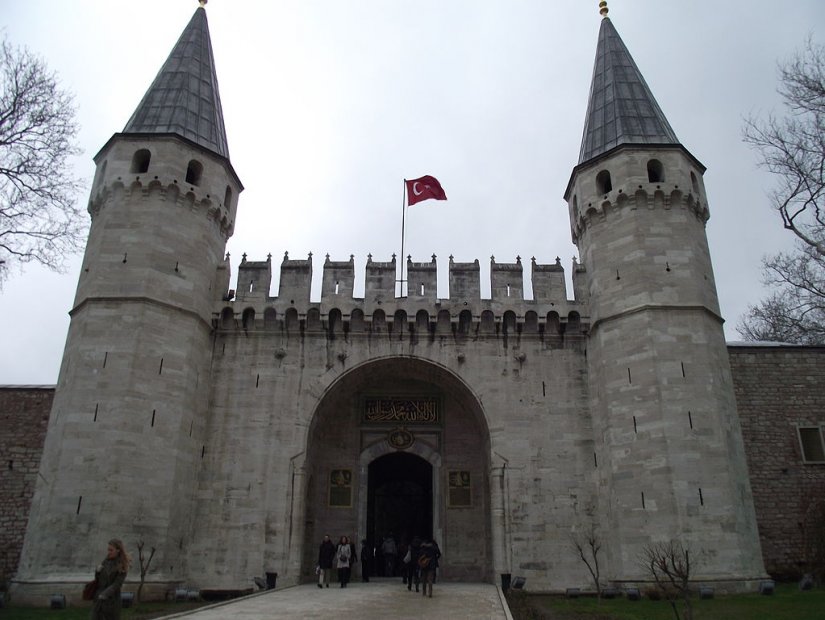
[447,470,472,508]
[329,469,352,507]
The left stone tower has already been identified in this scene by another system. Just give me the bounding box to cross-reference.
[13,4,241,601]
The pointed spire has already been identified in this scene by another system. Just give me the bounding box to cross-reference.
[578,15,679,164]
[123,5,230,159]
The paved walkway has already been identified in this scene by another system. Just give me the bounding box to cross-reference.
[161,580,513,620]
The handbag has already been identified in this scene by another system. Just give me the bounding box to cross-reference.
[82,579,98,601]
[403,549,411,564]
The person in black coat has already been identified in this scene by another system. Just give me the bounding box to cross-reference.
[418,538,441,598]
[317,535,336,588]
[360,539,372,582]
[406,536,422,592]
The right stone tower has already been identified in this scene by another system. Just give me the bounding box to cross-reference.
[564,5,766,584]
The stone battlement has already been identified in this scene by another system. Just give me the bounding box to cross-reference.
[214,252,590,336]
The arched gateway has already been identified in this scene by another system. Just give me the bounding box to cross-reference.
[302,356,492,582]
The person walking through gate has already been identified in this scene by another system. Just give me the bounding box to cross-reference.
[382,533,398,577]
[406,536,422,592]
[336,535,352,587]
[418,538,441,598]
[360,539,372,582]
[317,535,335,588]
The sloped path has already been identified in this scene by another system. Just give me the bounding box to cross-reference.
[160,580,513,620]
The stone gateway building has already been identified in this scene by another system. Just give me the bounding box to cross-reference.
[10,3,823,602]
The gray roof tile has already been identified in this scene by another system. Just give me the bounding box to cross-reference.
[578,17,679,164]
[123,7,229,159]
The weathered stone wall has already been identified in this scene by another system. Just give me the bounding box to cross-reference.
[0,387,53,586]
[729,345,825,580]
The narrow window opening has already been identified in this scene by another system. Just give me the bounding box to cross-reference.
[189,421,193,437]
[130,149,151,174]
[506,284,511,297]
[185,159,203,186]
[681,362,686,378]
[224,185,233,209]
[201,446,206,459]
[633,415,637,433]
[593,452,598,468]
[335,281,340,295]
[222,343,225,354]
[103,352,108,368]
[699,488,704,506]
[151,410,156,427]
[249,280,254,293]
[158,358,164,375]
[596,169,612,194]
[641,492,646,509]
[647,159,665,182]
[798,427,825,462]
[420,283,424,296]
[76,496,83,515]
[256,374,260,388]
[627,368,632,384]
[542,381,546,397]
[688,410,693,429]
[9,460,14,470]
[616,269,621,280]
[94,403,98,422]
[691,171,700,194]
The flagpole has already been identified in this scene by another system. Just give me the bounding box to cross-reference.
[400,180,407,297]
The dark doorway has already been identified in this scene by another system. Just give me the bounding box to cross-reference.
[367,452,432,574]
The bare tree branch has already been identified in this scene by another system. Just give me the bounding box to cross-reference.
[740,37,825,343]
[0,36,85,286]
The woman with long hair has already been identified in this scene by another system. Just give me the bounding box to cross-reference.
[336,535,352,588]
[91,538,131,620]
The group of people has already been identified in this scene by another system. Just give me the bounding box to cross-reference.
[317,534,441,597]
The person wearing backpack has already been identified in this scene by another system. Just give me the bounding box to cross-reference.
[418,538,441,598]
[336,535,352,588]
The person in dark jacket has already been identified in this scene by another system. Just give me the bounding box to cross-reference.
[418,538,441,598]
[91,538,130,620]
[317,534,336,588]
[360,539,372,582]
[406,536,422,592]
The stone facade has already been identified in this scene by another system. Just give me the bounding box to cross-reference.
[10,6,821,604]
[0,388,53,586]
[729,345,825,579]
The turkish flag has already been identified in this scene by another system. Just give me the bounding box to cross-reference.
[405,175,447,206]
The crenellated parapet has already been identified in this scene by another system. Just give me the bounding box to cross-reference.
[564,145,709,244]
[216,252,590,339]
[87,135,241,240]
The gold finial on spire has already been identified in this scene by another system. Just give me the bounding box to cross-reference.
[599,1,609,17]
[199,0,207,7]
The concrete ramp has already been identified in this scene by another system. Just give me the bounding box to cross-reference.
[161,581,512,620]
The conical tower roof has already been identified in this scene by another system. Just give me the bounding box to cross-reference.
[123,6,229,159]
[578,16,679,164]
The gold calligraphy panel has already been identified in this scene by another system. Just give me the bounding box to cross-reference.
[363,397,439,424]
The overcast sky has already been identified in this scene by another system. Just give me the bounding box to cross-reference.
[0,0,820,384]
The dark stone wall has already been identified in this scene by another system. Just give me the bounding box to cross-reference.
[0,387,53,586]
[729,346,825,580]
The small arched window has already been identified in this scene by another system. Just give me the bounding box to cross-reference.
[185,160,203,186]
[242,308,255,330]
[503,310,517,334]
[458,310,473,335]
[224,185,233,209]
[95,160,108,190]
[647,159,665,183]
[415,310,430,333]
[596,170,612,194]
[691,171,700,194]
[131,149,151,174]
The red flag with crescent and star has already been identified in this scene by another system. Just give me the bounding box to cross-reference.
[405,175,447,206]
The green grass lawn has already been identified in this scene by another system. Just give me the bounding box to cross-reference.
[507,583,825,620]
[0,600,207,620]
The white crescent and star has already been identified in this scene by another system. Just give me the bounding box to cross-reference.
[412,182,432,196]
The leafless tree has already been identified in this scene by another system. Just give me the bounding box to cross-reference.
[739,37,825,344]
[0,36,85,286]
[570,522,603,600]
[641,540,693,620]
[135,540,156,604]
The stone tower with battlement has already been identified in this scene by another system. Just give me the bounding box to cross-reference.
[12,4,766,603]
